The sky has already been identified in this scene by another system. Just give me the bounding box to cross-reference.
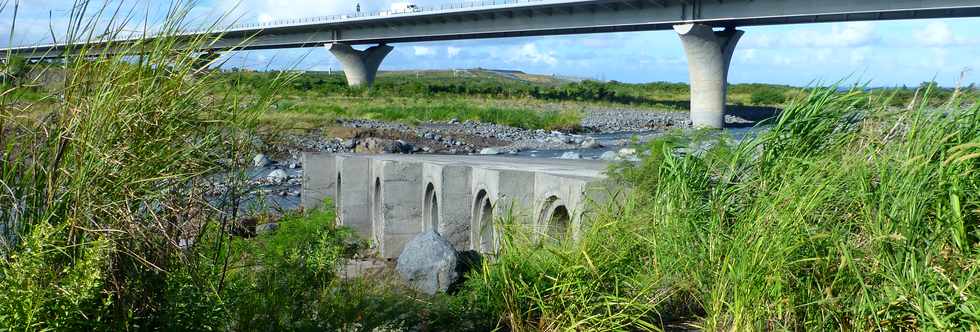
[3,0,979,87]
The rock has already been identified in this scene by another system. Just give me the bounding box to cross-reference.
[288,162,301,169]
[479,148,500,155]
[253,154,271,167]
[618,148,638,158]
[394,140,414,154]
[267,169,288,183]
[357,138,391,154]
[256,223,279,235]
[230,217,258,237]
[396,231,459,295]
[580,138,602,149]
[559,151,581,160]
[599,151,619,161]
[449,118,460,124]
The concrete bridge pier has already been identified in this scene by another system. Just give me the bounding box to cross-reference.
[674,24,744,129]
[327,43,393,87]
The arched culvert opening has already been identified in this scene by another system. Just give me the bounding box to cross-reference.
[539,196,571,243]
[423,183,439,233]
[335,173,343,223]
[372,177,382,244]
[335,174,342,207]
[472,190,495,253]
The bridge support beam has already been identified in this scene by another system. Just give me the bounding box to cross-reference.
[674,24,743,129]
[327,43,393,87]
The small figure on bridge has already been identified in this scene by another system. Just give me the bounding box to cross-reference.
[356,3,361,13]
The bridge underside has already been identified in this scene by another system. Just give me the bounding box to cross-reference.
[5,1,979,128]
[301,153,617,258]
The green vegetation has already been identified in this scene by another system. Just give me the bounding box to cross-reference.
[262,96,581,131]
[461,86,980,330]
[3,1,979,330]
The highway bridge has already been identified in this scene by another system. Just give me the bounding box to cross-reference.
[3,0,980,128]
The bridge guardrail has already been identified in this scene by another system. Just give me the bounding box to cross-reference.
[188,0,546,34]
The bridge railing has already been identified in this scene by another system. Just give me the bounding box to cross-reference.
[189,0,546,34]
[4,0,550,50]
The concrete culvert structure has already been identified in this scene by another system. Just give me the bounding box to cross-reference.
[539,196,571,242]
[472,190,495,253]
[423,183,439,234]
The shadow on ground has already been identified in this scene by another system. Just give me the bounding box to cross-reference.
[727,105,782,128]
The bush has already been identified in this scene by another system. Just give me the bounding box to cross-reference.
[0,1,277,329]
[462,87,980,330]
[749,89,787,105]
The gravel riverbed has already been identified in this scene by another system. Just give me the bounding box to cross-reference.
[225,108,764,211]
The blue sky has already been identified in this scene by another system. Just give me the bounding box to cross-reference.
[4,0,980,86]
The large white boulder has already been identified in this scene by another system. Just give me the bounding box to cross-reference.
[396,231,459,295]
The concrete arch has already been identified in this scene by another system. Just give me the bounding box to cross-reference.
[423,182,439,234]
[538,195,571,242]
[471,189,496,253]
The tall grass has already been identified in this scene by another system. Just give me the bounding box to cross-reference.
[0,0,284,328]
[264,96,583,131]
[462,86,980,330]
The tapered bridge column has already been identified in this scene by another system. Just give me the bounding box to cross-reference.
[327,43,393,87]
[674,24,743,129]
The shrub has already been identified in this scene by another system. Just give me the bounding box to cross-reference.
[463,86,980,330]
[750,89,787,105]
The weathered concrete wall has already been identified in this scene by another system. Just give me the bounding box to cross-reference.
[337,156,372,239]
[301,153,617,258]
[372,160,424,258]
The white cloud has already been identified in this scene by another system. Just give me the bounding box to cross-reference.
[914,22,972,47]
[849,47,873,66]
[929,48,949,67]
[791,22,879,48]
[737,48,757,62]
[446,46,461,58]
[747,22,879,49]
[413,46,436,56]
[510,43,558,66]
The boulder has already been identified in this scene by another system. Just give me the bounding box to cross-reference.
[256,223,279,235]
[396,231,459,295]
[230,217,258,237]
[267,169,288,183]
[356,138,390,154]
[394,140,414,153]
[559,151,582,160]
[599,151,618,161]
[618,148,638,158]
[580,137,602,149]
[357,138,414,154]
[253,154,271,167]
[479,148,500,155]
